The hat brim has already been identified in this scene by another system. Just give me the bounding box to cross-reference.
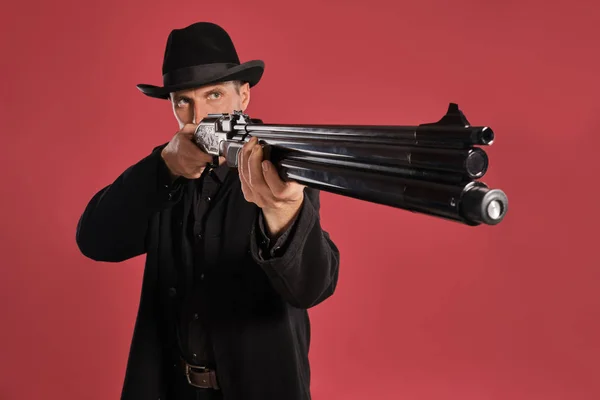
[136,60,265,100]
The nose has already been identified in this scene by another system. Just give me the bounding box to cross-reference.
[193,104,207,124]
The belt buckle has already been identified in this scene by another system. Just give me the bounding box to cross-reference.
[184,363,210,388]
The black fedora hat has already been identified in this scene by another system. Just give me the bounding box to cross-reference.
[137,22,265,100]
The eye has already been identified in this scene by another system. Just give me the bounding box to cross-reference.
[176,98,189,107]
[207,91,222,100]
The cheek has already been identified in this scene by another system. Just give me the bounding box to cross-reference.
[205,98,239,114]
[174,107,193,124]
[228,98,243,112]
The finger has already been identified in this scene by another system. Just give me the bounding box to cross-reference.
[261,160,289,198]
[238,140,247,184]
[239,137,257,187]
[248,143,268,190]
[237,146,249,186]
[177,124,215,166]
[179,123,198,138]
[181,144,212,172]
[240,175,254,203]
[248,145,277,206]
[180,124,211,161]
[180,156,205,177]
[237,141,254,202]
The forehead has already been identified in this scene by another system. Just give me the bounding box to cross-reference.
[171,82,234,98]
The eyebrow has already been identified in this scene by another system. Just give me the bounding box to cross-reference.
[174,85,227,101]
[202,85,226,93]
[173,94,192,102]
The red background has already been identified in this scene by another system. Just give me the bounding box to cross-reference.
[1,0,599,399]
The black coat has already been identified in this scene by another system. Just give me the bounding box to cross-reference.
[75,144,341,400]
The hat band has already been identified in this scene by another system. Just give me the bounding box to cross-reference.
[163,63,238,86]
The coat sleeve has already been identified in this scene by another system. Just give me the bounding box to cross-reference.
[76,144,184,262]
[249,187,341,309]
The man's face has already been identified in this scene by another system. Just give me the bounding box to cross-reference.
[169,81,250,129]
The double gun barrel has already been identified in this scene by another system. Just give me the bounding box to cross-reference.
[193,103,509,226]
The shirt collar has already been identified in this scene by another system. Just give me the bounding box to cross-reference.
[210,162,232,183]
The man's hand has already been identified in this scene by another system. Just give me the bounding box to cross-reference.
[161,124,222,180]
[238,137,306,238]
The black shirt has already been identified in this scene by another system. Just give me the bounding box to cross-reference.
[176,163,297,367]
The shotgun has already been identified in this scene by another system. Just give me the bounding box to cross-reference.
[192,103,508,226]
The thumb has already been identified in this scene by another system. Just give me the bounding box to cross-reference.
[262,160,288,197]
[179,123,198,138]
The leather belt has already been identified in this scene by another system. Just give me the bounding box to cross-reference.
[179,357,220,390]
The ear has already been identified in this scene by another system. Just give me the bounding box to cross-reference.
[240,82,251,111]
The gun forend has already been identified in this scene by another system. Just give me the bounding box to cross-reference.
[192,103,508,226]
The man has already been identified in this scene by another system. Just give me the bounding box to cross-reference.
[76,22,340,400]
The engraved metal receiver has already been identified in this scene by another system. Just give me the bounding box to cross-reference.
[193,111,257,168]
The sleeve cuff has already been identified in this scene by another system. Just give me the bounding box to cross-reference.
[250,192,317,267]
[154,144,185,206]
[255,209,300,260]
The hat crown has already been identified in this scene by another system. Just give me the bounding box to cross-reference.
[162,22,241,76]
[136,21,264,99]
